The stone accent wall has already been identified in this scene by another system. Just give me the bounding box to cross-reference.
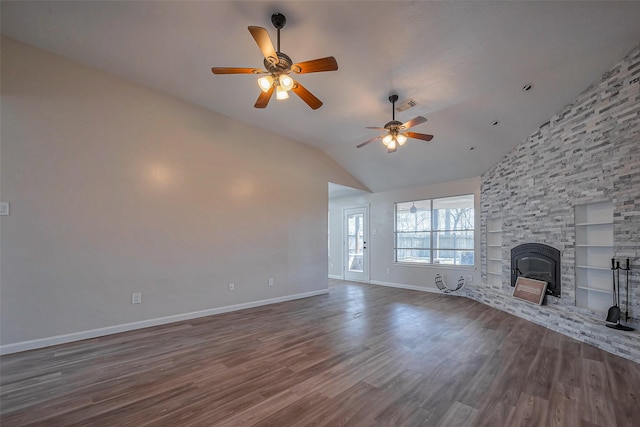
[469,43,640,363]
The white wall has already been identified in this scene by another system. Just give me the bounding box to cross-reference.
[329,177,481,290]
[0,38,366,350]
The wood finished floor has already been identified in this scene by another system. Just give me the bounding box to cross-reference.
[2,280,639,427]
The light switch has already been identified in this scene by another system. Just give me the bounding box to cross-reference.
[0,202,9,216]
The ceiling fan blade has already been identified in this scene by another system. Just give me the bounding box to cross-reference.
[211,67,266,75]
[248,26,278,65]
[365,126,388,131]
[291,81,323,110]
[291,56,338,74]
[404,131,434,142]
[254,86,275,109]
[356,136,382,148]
[401,116,427,130]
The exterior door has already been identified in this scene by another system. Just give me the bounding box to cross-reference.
[344,207,369,282]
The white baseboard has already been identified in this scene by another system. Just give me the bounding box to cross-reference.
[328,274,343,280]
[369,280,441,294]
[0,289,329,355]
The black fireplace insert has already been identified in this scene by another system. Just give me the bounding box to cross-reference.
[511,243,561,297]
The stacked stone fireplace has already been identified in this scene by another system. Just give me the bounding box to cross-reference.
[467,43,640,363]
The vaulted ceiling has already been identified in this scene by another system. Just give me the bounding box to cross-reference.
[3,1,640,193]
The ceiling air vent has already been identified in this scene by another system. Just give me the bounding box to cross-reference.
[395,98,417,112]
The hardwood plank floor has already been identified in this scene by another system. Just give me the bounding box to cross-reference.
[2,280,639,426]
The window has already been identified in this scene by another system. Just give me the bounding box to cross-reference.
[395,194,474,266]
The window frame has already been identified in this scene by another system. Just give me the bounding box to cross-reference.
[394,194,475,267]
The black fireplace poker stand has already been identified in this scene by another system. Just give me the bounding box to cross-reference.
[606,258,634,332]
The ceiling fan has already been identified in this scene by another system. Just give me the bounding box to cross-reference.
[211,13,338,110]
[357,95,434,153]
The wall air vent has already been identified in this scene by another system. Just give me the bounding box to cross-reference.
[395,98,417,112]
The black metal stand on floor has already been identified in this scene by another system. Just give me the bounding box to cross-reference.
[606,258,635,332]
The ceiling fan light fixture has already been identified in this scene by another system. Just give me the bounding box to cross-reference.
[387,139,397,151]
[258,75,274,92]
[396,134,407,145]
[279,75,294,91]
[382,134,393,146]
[276,85,289,100]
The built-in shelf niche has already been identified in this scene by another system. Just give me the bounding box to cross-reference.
[575,201,613,313]
[486,217,503,287]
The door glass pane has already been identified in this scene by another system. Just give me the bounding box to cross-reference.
[347,213,364,272]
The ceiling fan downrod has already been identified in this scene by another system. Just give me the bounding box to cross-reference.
[385,95,402,131]
[389,94,398,121]
[271,13,286,53]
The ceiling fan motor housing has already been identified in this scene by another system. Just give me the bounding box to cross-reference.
[384,120,403,131]
[264,52,293,74]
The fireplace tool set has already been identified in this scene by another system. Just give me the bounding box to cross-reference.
[606,258,634,331]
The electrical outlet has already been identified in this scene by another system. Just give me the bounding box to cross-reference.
[467,275,473,283]
[268,278,274,287]
[132,292,142,304]
[228,283,235,291]
[386,267,391,274]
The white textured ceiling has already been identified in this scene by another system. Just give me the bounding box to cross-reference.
[3,1,640,193]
